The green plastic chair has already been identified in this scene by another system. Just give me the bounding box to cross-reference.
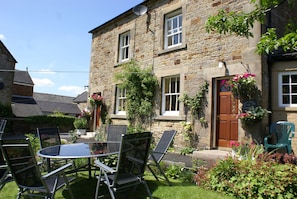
[264,121,295,154]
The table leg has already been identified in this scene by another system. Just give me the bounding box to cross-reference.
[88,158,91,179]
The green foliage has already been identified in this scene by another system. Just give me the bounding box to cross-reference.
[25,133,41,155]
[206,8,264,38]
[206,0,297,54]
[179,81,209,124]
[180,147,195,155]
[73,118,88,129]
[114,60,158,128]
[196,153,297,199]
[0,103,13,118]
[25,114,75,128]
[257,28,297,54]
[165,164,194,182]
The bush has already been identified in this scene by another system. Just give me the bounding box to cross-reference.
[195,154,297,199]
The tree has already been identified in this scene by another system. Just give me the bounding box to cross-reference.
[206,0,297,55]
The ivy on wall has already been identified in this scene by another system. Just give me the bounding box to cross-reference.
[114,60,158,131]
[179,80,209,126]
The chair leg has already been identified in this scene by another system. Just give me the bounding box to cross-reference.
[147,164,160,181]
[155,163,171,186]
[143,181,153,199]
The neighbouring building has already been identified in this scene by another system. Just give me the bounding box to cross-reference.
[88,0,297,151]
[0,40,17,105]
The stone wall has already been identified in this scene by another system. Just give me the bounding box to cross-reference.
[89,0,264,150]
[0,42,16,105]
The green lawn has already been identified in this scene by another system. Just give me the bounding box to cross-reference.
[1,172,235,199]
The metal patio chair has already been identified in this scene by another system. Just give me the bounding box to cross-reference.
[0,119,7,133]
[0,137,74,199]
[0,147,13,191]
[94,132,153,199]
[37,127,76,173]
[106,124,128,142]
[264,121,295,154]
[0,119,13,191]
[147,130,177,185]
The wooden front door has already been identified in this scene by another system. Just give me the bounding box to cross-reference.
[216,79,238,148]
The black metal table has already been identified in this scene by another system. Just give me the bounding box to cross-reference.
[37,141,120,178]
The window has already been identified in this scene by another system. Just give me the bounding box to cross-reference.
[118,31,130,62]
[116,86,127,115]
[164,10,182,49]
[278,72,297,107]
[162,76,180,115]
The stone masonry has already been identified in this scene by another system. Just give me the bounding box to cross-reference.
[88,0,271,151]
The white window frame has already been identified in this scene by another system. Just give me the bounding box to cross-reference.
[162,76,180,116]
[116,86,127,115]
[118,31,130,62]
[278,71,297,107]
[164,9,182,49]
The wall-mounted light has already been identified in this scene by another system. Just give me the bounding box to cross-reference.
[218,61,226,69]
[218,61,229,76]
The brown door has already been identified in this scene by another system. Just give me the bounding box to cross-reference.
[216,79,238,148]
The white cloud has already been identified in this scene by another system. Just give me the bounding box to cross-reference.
[32,78,54,87]
[0,34,6,40]
[36,69,56,74]
[59,86,84,95]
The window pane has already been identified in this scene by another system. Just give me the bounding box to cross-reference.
[282,95,289,104]
[282,85,289,93]
[282,75,289,83]
[292,75,297,83]
[292,85,297,93]
[292,95,297,104]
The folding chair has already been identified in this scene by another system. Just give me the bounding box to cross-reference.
[0,137,74,199]
[37,127,76,173]
[106,124,128,141]
[0,119,13,191]
[0,119,7,133]
[147,130,177,185]
[94,132,153,199]
[0,148,13,191]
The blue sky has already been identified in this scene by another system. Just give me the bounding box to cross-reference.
[0,0,143,97]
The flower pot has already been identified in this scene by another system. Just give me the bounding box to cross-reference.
[76,129,86,136]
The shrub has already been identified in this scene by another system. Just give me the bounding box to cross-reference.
[195,154,297,199]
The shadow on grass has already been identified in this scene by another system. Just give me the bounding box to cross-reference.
[62,173,164,199]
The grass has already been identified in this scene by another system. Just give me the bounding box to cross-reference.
[1,171,235,199]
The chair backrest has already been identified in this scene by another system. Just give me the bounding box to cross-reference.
[0,137,45,189]
[113,132,152,186]
[37,127,62,149]
[270,121,295,144]
[0,148,7,180]
[150,130,176,163]
[0,119,7,133]
[106,124,127,142]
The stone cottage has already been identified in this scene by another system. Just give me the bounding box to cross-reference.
[0,40,16,105]
[88,0,297,152]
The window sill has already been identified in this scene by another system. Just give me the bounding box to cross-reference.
[114,59,131,67]
[110,114,127,120]
[157,43,187,56]
[154,115,185,121]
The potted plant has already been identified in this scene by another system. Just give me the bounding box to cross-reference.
[237,106,271,125]
[73,117,88,135]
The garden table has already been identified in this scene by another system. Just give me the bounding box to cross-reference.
[37,141,120,178]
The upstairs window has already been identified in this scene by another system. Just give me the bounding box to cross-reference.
[162,76,180,115]
[278,72,297,107]
[164,9,182,49]
[118,31,130,62]
[116,86,127,115]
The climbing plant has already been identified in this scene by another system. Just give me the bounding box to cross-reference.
[114,60,158,130]
[179,81,209,126]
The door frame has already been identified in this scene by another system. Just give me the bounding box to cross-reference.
[211,76,238,149]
